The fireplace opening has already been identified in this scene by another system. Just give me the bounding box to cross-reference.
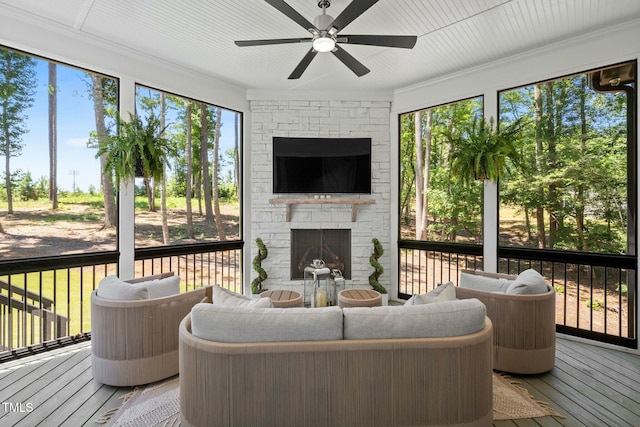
[291,229,351,280]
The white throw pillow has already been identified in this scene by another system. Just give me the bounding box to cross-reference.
[459,272,512,293]
[212,285,273,308]
[143,275,180,299]
[506,269,548,295]
[405,281,457,305]
[97,275,149,300]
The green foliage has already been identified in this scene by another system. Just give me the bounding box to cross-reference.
[95,112,172,188]
[0,49,37,158]
[586,299,604,310]
[368,238,386,293]
[446,116,523,186]
[17,172,38,201]
[251,238,268,294]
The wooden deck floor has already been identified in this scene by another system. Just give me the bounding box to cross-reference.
[0,337,638,426]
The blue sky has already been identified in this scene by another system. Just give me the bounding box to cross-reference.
[4,58,239,193]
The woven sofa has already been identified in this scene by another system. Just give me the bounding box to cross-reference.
[455,269,556,374]
[91,273,212,386]
[179,296,493,427]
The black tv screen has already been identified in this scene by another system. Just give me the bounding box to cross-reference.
[273,137,372,194]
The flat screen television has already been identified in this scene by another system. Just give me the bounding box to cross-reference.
[273,137,372,194]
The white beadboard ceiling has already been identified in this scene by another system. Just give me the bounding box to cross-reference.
[1,0,639,93]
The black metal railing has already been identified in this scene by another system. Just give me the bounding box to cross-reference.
[398,241,637,349]
[0,241,243,361]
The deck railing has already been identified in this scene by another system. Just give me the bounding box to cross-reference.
[0,241,243,361]
[399,241,637,349]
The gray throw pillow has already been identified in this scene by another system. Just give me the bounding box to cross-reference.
[459,272,512,293]
[506,269,548,294]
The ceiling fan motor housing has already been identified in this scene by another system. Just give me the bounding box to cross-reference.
[313,13,334,31]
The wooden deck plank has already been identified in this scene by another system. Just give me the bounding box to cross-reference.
[0,337,637,427]
[58,382,128,427]
[0,347,88,423]
[1,351,93,426]
[555,342,640,414]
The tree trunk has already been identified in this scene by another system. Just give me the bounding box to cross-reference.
[48,62,58,209]
[185,103,195,239]
[160,93,170,244]
[212,107,227,240]
[4,123,12,214]
[421,109,432,240]
[534,84,546,248]
[3,57,13,214]
[234,113,240,191]
[414,111,424,240]
[200,104,214,223]
[144,177,156,212]
[576,76,588,251]
[545,82,558,248]
[90,75,117,228]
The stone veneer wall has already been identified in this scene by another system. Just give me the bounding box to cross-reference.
[250,99,391,292]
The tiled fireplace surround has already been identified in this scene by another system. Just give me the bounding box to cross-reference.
[250,99,391,293]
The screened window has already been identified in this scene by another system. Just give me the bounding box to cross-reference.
[498,62,635,255]
[130,85,241,248]
[399,97,484,242]
[0,46,118,259]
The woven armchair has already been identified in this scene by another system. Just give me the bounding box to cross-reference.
[91,273,212,386]
[456,269,556,374]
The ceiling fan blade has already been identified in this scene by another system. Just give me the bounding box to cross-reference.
[328,0,379,32]
[339,35,417,49]
[235,38,312,47]
[331,45,370,77]
[265,0,316,31]
[288,49,318,79]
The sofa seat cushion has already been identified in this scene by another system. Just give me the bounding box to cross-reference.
[343,298,486,340]
[191,304,343,343]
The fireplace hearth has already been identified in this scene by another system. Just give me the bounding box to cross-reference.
[291,229,351,279]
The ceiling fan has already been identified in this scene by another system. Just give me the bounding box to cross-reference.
[234,0,417,79]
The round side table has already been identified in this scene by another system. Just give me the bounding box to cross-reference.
[337,289,382,308]
[259,290,303,308]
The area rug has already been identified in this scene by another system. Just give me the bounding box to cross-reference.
[97,373,563,426]
[493,373,564,420]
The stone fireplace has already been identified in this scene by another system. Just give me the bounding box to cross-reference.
[290,229,351,279]
[249,98,391,292]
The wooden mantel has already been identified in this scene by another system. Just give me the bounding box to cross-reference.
[269,198,375,222]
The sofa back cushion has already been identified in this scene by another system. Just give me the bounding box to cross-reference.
[191,304,343,342]
[343,299,486,340]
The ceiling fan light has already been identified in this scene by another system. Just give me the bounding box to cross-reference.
[313,36,335,52]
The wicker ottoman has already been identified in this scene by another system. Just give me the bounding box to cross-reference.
[260,290,303,308]
[338,289,382,308]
